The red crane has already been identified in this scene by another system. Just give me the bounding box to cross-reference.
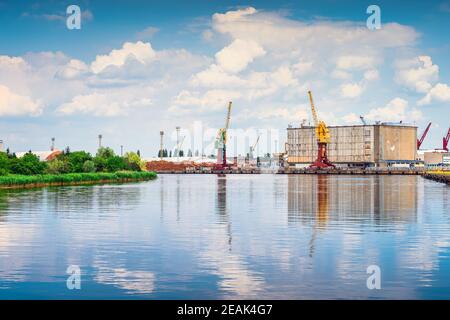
[443,128,450,151]
[417,122,432,150]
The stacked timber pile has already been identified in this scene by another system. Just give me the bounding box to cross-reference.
[146,160,214,172]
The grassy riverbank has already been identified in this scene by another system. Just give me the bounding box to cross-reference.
[0,171,157,189]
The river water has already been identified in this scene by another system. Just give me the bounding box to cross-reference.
[0,174,449,299]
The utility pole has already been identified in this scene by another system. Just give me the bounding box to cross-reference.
[176,126,180,158]
[120,145,124,157]
[160,131,164,159]
[51,137,55,151]
[98,134,103,149]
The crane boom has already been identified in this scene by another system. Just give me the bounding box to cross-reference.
[444,128,450,151]
[225,102,232,130]
[417,122,432,150]
[307,90,334,169]
[308,91,319,127]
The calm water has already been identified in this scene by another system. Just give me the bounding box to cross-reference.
[0,174,449,299]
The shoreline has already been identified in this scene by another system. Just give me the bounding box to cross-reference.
[423,172,450,185]
[0,171,157,190]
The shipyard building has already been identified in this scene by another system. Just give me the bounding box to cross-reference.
[286,124,417,167]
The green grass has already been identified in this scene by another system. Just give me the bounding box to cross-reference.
[0,171,157,187]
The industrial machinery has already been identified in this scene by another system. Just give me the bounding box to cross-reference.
[215,102,233,170]
[443,128,450,151]
[249,135,260,159]
[417,122,432,150]
[308,91,335,169]
[359,116,367,126]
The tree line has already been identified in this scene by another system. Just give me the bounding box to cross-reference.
[0,147,145,176]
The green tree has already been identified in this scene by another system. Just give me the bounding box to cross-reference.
[106,156,126,172]
[124,152,143,171]
[66,151,92,173]
[96,147,115,159]
[82,160,96,173]
[93,156,107,172]
[0,152,11,175]
[46,159,70,174]
[10,153,47,175]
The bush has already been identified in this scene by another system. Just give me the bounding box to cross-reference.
[0,171,157,187]
[124,152,144,171]
[46,159,71,174]
[106,156,126,172]
[82,160,96,173]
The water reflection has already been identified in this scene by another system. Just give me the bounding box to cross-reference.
[1,175,450,299]
[288,175,418,225]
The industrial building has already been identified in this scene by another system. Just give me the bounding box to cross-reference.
[286,124,417,167]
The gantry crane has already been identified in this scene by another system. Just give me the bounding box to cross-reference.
[308,91,335,169]
[417,122,432,150]
[443,128,450,151]
[215,102,232,169]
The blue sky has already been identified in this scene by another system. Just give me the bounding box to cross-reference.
[0,0,449,156]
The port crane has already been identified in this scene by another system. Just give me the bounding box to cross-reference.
[308,91,335,169]
[443,128,450,151]
[215,102,233,169]
[417,122,432,150]
[249,135,260,159]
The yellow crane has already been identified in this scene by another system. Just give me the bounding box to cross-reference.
[308,91,334,168]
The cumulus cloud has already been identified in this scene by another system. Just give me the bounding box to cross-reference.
[91,41,156,73]
[215,39,266,73]
[0,85,42,116]
[395,55,439,93]
[365,98,422,122]
[170,89,241,114]
[56,59,90,80]
[364,69,379,81]
[336,55,376,70]
[418,83,450,105]
[57,93,151,117]
[340,83,363,98]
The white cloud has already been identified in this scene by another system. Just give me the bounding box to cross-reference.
[365,98,422,122]
[340,83,363,98]
[190,64,245,88]
[56,59,89,80]
[215,39,266,73]
[57,93,151,117]
[331,69,352,80]
[336,55,376,70]
[91,41,156,73]
[292,60,314,76]
[0,85,42,116]
[395,55,439,93]
[418,83,450,105]
[342,112,361,124]
[170,89,242,114]
[211,7,418,51]
[364,69,379,81]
